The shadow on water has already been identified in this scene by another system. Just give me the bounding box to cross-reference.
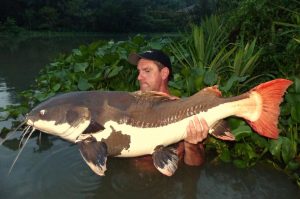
[0,35,299,199]
[1,136,299,199]
[0,34,129,93]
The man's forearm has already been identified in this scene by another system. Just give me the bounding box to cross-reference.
[183,141,205,166]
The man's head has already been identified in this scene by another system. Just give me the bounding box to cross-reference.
[128,49,172,92]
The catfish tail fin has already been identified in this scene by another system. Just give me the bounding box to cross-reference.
[246,78,292,139]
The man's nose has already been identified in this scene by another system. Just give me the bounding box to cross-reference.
[137,72,144,80]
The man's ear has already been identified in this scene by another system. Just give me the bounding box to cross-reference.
[161,67,170,80]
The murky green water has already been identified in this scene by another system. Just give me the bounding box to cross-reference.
[0,35,299,199]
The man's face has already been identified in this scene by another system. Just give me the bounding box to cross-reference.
[137,59,163,92]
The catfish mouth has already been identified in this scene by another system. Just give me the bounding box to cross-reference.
[4,108,91,174]
[25,106,92,143]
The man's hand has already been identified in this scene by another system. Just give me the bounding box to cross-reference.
[183,116,208,166]
[185,116,209,144]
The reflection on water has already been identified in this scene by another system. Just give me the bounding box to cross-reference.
[31,141,102,199]
[0,79,12,107]
[197,161,300,199]
[1,135,299,199]
[0,36,299,199]
[0,35,128,92]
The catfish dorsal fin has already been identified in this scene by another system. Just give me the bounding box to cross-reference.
[195,85,222,97]
[132,91,179,101]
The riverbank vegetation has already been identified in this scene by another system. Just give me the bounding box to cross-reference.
[0,0,216,33]
[1,0,299,186]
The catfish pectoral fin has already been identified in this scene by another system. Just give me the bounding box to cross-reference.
[82,120,105,134]
[152,145,179,176]
[209,120,235,141]
[78,137,108,176]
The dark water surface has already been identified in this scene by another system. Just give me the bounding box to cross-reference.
[0,35,299,199]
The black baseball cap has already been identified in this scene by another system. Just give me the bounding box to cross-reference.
[128,49,172,78]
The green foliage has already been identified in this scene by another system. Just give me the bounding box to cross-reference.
[0,17,24,35]
[217,0,300,77]
[169,13,299,184]
[38,6,59,29]
[230,39,261,77]
[224,39,264,94]
[1,3,299,185]
[0,34,173,113]
[30,42,127,103]
[169,16,263,96]
[0,0,202,33]
[211,2,300,185]
[169,16,230,96]
[271,4,300,77]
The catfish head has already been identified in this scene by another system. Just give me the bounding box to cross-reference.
[26,97,91,143]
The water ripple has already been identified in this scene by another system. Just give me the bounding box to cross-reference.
[31,143,103,199]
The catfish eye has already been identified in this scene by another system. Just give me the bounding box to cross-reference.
[39,109,46,116]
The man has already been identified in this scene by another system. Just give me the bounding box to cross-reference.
[128,49,209,167]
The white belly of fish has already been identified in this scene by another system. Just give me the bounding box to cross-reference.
[90,101,242,157]
[92,119,187,157]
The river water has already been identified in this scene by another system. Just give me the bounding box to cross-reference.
[0,35,299,199]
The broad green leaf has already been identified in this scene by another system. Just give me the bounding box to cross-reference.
[228,118,253,140]
[286,160,300,171]
[77,78,92,91]
[219,148,231,163]
[285,93,300,105]
[131,34,145,45]
[169,81,182,90]
[194,76,204,90]
[169,88,181,97]
[181,67,190,78]
[72,49,82,56]
[291,104,300,122]
[220,75,248,92]
[52,83,61,92]
[233,159,247,168]
[89,72,103,81]
[108,66,123,78]
[269,137,283,161]
[65,54,73,63]
[203,70,217,85]
[95,48,105,57]
[235,143,258,160]
[227,118,245,129]
[285,92,300,122]
[74,62,89,72]
[281,137,295,164]
[251,133,269,148]
[50,62,60,67]
[232,125,252,141]
[294,77,300,93]
[148,41,163,49]
[34,92,49,102]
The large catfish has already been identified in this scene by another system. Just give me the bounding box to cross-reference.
[23,78,292,176]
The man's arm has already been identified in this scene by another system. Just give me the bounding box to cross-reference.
[184,116,209,166]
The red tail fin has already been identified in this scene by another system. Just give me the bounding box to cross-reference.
[246,79,292,139]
